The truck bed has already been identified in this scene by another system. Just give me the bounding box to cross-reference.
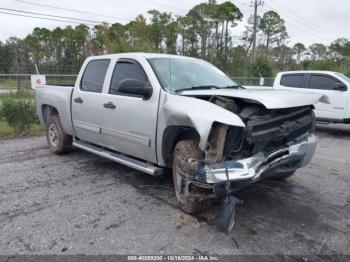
[35,85,75,136]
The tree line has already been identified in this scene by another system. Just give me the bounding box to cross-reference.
[0,0,349,77]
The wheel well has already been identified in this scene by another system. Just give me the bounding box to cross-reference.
[42,105,59,124]
[162,126,200,167]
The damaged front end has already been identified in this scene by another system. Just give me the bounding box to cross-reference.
[203,133,316,184]
[176,95,317,233]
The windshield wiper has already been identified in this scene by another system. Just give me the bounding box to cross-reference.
[174,84,244,93]
[175,85,221,93]
[224,85,244,89]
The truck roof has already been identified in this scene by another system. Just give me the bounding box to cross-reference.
[87,52,198,60]
[278,70,339,75]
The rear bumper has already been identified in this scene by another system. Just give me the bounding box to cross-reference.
[204,133,317,184]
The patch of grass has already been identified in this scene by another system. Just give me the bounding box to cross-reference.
[0,92,43,139]
[0,120,44,139]
[0,79,31,90]
[0,90,32,100]
[0,120,13,138]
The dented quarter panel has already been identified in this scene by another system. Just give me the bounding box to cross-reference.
[156,91,245,165]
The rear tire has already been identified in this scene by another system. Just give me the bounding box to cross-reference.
[46,114,72,154]
[172,140,210,214]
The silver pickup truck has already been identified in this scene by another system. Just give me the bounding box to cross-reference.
[33,53,325,232]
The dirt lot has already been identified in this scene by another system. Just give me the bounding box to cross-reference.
[0,124,349,255]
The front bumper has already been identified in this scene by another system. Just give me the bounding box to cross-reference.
[204,134,317,184]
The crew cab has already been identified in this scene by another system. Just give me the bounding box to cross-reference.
[248,71,350,123]
[33,53,325,232]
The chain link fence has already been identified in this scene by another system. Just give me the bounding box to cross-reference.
[232,77,275,87]
[0,74,77,138]
[0,74,275,138]
[0,74,31,93]
[0,74,77,92]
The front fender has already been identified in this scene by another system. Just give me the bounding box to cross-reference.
[157,93,245,162]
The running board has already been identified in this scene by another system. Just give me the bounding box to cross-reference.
[73,140,163,176]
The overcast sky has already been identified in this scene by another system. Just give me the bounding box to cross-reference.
[0,0,349,47]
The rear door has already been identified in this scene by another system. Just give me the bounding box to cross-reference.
[278,73,307,91]
[71,59,110,144]
[99,58,159,163]
[306,74,348,120]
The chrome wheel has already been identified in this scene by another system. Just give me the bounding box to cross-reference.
[46,115,72,154]
[48,123,59,147]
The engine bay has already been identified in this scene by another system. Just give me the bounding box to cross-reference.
[202,95,315,163]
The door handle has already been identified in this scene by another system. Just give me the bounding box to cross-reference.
[103,102,116,109]
[74,97,83,103]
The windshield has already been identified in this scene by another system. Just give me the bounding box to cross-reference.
[335,72,350,83]
[148,57,239,92]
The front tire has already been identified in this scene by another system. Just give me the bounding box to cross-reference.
[172,140,210,214]
[46,115,72,154]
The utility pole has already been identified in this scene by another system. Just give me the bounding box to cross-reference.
[16,44,20,92]
[251,0,263,64]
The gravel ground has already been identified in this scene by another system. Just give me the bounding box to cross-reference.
[0,124,349,255]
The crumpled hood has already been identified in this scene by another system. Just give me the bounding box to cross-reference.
[181,88,329,109]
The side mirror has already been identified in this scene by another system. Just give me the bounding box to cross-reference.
[334,83,347,91]
[118,79,152,99]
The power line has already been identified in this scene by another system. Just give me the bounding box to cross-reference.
[245,0,338,44]
[261,2,336,43]
[11,0,186,24]
[1,8,242,41]
[13,0,131,22]
[5,0,334,48]
[0,7,104,24]
[268,0,339,40]
[0,10,94,25]
[132,0,187,12]
[284,20,335,43]
[265,1,338,42]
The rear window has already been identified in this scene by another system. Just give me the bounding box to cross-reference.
[309,74,341,90]
[280,74,304,88]
[80,59,110,93]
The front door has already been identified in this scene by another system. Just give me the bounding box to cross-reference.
[99,58,159,163]
[307,74,348,120]
[278,73,348,120]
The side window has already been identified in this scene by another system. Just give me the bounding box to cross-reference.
[309,74,341,90]
[280,74,304,88]
[109,61,147,95]
[80,59,110,93]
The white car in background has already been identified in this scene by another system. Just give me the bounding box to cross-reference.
[246,71,350,123]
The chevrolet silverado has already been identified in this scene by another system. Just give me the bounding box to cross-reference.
[33,53,326,233]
